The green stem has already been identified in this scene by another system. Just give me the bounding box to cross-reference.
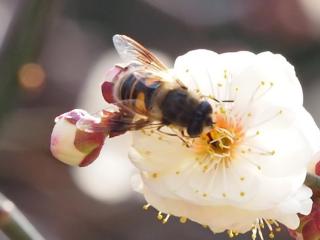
[0,193,44,240]
[0,0,54,122]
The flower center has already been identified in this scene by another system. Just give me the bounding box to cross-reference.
[193,114,243,167]
[206,127,234,155]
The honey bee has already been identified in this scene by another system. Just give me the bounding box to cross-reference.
[77,35,215,140]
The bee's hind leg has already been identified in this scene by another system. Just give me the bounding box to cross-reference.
[156,126,191,148]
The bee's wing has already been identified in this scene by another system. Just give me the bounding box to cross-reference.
[76,103,159,136]
[113,34,168,72]
[76,109,116,133]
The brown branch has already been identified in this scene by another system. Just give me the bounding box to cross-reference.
[0,193,44,240]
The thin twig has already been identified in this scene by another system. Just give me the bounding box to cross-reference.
[0,193,45,240]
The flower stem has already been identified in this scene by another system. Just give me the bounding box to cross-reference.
[0,193,44,240]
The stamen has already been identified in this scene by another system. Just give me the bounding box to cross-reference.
[179,217,188,223]
[162,214,170,224]
[249,81,274,104]
[186,68,202,95]
[143,204,151,210]
[157,212,163,220]
[228,230,235,238]
[251,219,280,240]
[248,109,284,129]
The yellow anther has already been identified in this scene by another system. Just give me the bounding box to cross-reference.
[269,232,275,239]
[152,173,158,178]
[240,192,245,197]
[240,176,245,181]
[157,212,163,220]
[224,69,228,79]
[179,217,187,223]
[143,204,150,210]
[251,232,257,240]
[228,230,234,238]
[162,214,170,224]
[220,107,226,114]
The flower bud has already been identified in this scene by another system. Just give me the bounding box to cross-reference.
[50,109,106,167]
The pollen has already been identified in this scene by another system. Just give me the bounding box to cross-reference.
[193,114,244,168]
[179,217,188,223]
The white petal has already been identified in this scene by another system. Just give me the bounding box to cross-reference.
[174,50,258,105]
[143,185,257,233]
[131,128,195,172]
[50,119,86,166]
[231,52,303,113]
[294,107,320,154]
[129,49,315,236]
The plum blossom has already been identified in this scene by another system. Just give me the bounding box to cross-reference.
[129,50,320,239]
[50,46,320,239]
[50,109,106,166]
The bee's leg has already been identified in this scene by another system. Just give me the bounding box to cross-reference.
[175,79,188,90]
[156,126,191,148]
[156,125,177,136]
[201,95,234,104]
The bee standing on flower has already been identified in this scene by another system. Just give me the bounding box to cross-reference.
[89,35,217,139]
[50,34,320,240]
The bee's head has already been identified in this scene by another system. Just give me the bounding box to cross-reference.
[187,101,213,137]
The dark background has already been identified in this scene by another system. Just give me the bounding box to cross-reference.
[1,0,320,239]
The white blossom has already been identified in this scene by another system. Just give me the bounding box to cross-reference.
[129,50,320,238]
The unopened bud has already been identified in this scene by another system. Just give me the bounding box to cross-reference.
[50,109,106,167]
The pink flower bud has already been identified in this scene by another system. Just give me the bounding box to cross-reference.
[50,109,106,167]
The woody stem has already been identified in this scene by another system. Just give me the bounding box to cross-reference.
[0,193,44,240]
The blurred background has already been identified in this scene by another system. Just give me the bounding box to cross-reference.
[0,0,320,239]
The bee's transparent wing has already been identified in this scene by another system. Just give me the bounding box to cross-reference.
[76,102,159,136]
[113,34,168,71]
[76,109,116,133]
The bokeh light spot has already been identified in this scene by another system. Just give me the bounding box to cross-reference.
[18,63,46,90]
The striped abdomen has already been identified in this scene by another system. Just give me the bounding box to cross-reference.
[115,72,163,115]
